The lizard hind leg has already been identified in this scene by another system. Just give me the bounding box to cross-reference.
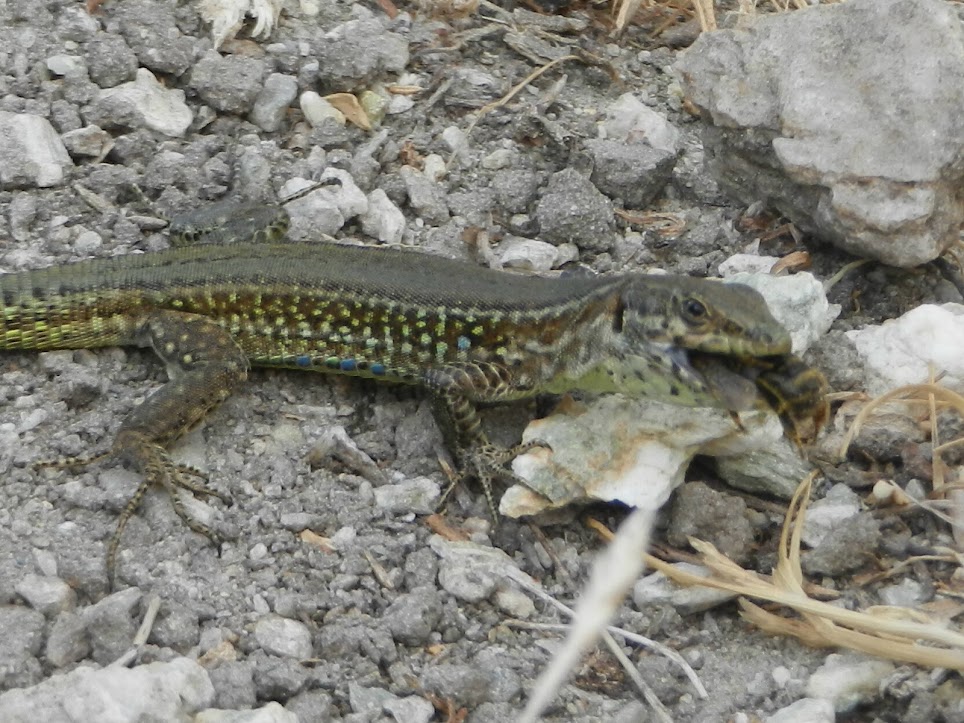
[104,310,248,583]
[426,363,550,522]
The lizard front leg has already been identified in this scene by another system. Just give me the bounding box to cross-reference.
[424,362,546,521]
[106,310,248,581]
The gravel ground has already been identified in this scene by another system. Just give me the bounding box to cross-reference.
[0,0,962,721]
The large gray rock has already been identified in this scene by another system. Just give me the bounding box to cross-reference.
[0,658,214,722]
[675,0,964,267]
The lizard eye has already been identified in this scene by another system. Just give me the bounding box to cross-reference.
[682,298,707,323]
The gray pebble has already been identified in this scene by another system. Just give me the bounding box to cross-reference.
[373,477,440,515]
[802,513,881,577]
[535,168,616,251]
[383,587,442,646]
[208,660,257,710]
[254,615,314,659]
[81,587,142,664]
[384,694,435,723]
[150,600,200,650]
[249,74,298,133]
[0,112,73,188]
[190,51,267,115]
[348,682,394,715]
[0,658,214,721]
[15,574,75,617]
[586,138,677,208]
[114,0,194,76]
[45,611,90,668]
[251,653,310,700]
[316,17,409,92]
[667,482,755,564]
[400,166,450,226]
[285,689,334,721]
[84,33,138,88]
[0,606,45,689]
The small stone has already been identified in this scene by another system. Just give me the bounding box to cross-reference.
[195,702,298,723]
[535,168,615,251]
[84,32,138,88]
[189,51,266,115]
[802,484,862,547]
[81,587,142,664]
[432,539,534,604]
[0,112,73,188]
[73,230,104,253]
[0,658,214,721]
[667,482,755,564]
[0,606,46,688]
[382,587,443,646]
[373,477,440,515]
[441,125,468,157]
[632,563,737,614]
[422,154,446,183]
[481,148,516,170]
[300,91,346,127]
[765,697,835,723]
[384,695,435,723]
[420,653,521,707]
[90,68,192,137]
[46,55,86,77]
[360,188,406,244]
[349,683,396,715]
[45,611,90,668]
[585,138,678,209]
[399,166,450,226]
[208,661,257,710]
[251,653,309,700]
[114,0,194,75]
[15,574,76,617]
[284,689,333,721]
[806,653,895,713]
[802,513,880,577]
[493,169,540,214]
[61,125,113,159]
[878,578,927,608]
[316,17,409,92]
[249,74,298,132]
[846,303,964,396]
[254,615,313,659]
[492,588,535,618]
[599,93,680,153]
[499,237,558,272]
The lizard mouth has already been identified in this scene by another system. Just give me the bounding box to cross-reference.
[683,349,830,446]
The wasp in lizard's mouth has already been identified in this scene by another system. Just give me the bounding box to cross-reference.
[677,347,830,446]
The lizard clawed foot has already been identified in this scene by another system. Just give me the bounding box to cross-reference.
[437,438,551,523]
[106,432,230,587]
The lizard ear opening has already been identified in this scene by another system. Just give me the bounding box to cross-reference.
[613,297,625,333]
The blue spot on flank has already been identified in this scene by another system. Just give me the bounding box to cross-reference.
[295,355,312,367]
[370,363,386,376]
[339,359,357,372]
[457,335,472,351]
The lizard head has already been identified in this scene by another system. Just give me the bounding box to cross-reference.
[617,275,791,358]
[596,275,827,442]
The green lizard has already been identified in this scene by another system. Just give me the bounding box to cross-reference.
[0,220,827,578]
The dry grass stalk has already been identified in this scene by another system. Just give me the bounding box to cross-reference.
[591,473,964,671]
[837,372,964,544]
